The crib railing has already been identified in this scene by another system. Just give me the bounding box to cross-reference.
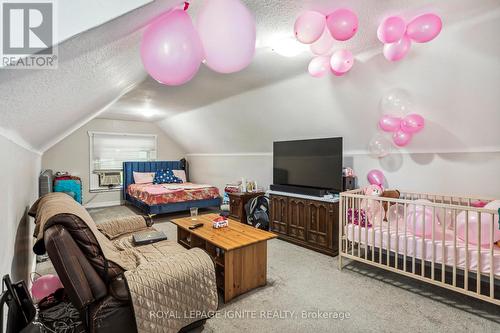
[339,189,500,306]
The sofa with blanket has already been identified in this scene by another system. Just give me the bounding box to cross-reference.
[29,193,219,333]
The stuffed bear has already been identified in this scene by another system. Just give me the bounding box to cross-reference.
[381,189,400,221]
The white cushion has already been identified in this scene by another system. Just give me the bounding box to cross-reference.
[172,170,187,183]
[133,172,155,184]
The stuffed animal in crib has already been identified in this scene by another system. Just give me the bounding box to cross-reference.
[364,184,383,197]
[381,189,401,221]
[360,185,384,225]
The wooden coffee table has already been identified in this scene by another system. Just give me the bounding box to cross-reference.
[171,213,277,302]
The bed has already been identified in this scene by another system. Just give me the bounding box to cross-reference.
[339,189,500,306]
[123,160,221,215]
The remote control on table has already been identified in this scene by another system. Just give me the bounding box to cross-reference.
[189,223,204,230]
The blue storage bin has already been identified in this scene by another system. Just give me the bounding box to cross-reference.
[53,179,82,204]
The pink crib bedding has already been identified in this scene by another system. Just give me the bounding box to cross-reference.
[346,223,500,277]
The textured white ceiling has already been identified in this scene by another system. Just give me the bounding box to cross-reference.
[1,0,500,155]
[101,0,500,155]
[0,0,182,152]
[101,0,500,123]
[0,0,153,69]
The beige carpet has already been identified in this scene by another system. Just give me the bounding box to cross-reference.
[37,204,500,333]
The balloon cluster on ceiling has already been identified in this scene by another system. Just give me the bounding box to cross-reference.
[294,9,358,78]
[296,9,443,77]
[378,13,442,62]
[140,0,256,86]
[369,89,426,158]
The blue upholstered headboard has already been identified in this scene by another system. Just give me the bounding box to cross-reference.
[123,160,185,200]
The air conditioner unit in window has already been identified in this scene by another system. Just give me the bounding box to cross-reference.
[97,171,122,188]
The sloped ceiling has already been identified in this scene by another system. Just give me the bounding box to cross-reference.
[1,0,500,155]
[100,0,500,155]
[157,6,500,154]
[0,0,182,152]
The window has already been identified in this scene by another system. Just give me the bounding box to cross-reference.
[89,131,157,192]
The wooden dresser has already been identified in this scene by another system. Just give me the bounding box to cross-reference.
[228,192,265,223]
[269,191,339,256]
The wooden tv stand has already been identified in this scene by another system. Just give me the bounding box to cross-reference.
[268,191,339,256]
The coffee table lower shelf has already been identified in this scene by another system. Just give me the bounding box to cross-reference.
[176,227,269,303]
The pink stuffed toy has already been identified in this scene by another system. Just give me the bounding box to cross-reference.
[360,184,384,225]
[363,184,383,196]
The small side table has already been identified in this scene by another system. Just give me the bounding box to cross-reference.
[228,192,265,223]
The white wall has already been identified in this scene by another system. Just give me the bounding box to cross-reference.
[164,8,500,199]
[159,8,500,155]
[187,152,500,198]
[0,135,40,282]
[187,154,273,192]
[42,118,185,206]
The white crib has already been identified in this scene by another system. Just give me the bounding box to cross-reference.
[338,189,500,306]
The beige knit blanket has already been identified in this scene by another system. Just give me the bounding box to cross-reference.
[30,193,218,333]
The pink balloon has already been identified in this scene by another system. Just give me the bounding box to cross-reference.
[387,204,405,224]
[308,56,330,78]
[401,114,425,134]
[331,69,346,77]
[456,209,500,246]
[140,10,203,86]
[367,169,385,187]
[408,199,433,213]
[326,8,358,41]
[361,198,383,226]
[197,0,256,74]
[330,49,354,74]
[377,16,406,44]
[379,115,402,132]
[31,274,63,302]
[392,130,412,147]
[406,13,442,43]
[310,28,334,55]
[407,207,441,239]
[383,35,412,61]
[294,11,326,44]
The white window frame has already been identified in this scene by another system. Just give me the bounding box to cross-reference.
[88,131,158,192]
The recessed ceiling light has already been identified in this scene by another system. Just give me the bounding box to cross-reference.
[142,108,156,118]
[269,37,309,58]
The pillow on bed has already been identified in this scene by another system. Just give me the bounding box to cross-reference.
[153,169,183,184]
[172,170,187,183]
[133,172,155,184]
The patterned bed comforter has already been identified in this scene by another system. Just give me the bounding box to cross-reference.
[127,182,220,205]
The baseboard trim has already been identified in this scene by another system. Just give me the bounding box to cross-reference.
[84,200,123,209]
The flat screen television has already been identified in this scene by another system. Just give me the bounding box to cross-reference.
[273,137,343,194]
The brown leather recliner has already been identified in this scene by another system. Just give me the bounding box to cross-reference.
[36,213,205,333]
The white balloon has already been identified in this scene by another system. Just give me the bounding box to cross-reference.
[485,199,500,211]
[380,89,413,116]
[368,134,392,158]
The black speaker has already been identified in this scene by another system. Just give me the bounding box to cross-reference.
[342,176,356,191]
[270,184,328,197]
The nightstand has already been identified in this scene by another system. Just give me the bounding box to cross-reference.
[228,192,265,223]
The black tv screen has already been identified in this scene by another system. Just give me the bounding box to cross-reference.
[273,137,343,192]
